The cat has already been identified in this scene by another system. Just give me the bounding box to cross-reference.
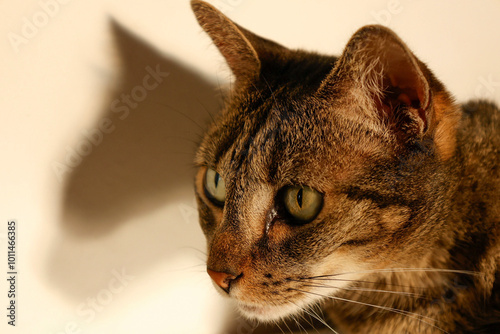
[190,1,500,333]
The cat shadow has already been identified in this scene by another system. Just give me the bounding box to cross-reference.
[59,21,221,236]
[45,19,221,301]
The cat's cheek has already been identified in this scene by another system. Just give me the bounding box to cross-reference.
[318,252,366,282]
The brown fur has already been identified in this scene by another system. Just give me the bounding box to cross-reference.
[191,1,500,332]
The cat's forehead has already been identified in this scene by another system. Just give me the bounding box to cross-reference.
[198,94,387,190]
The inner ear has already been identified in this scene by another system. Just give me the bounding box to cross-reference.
[374,42,429,125]
[323,25,432,139]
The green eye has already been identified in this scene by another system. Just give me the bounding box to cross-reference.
[283,185,323,223]
[204,168,226,205]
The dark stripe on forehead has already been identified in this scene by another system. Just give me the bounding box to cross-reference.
[229,133,253,174]
[212,93,275,165]
[230,126,276,178]
[226,117,283,178]
[213,116,243,164]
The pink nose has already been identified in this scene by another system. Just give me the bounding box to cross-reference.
[207,268,238,294]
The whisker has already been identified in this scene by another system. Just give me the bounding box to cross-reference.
[192,96,216,125]
[166,151,201,157]
[262,75,279,110]
[153,101,207,132]
[272,319,286,334]
[305,304,339,334]
[292,289,450,334]
[283,315,299,334]
[309,268,482,279]
[215,73,229,109]
[167,264,206,273]
[292,315,308,334]
[312,303,328,326]
[283,322,294,334]
[293,311,316,334]
[175,246,207,256]
[291,279,384,305]
[159,134,201,147]
[300,282,427,300]
[301,277,426,290]
[251,82,266,104]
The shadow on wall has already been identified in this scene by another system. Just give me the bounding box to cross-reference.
[60,21,221,236]
[45,19,221,301]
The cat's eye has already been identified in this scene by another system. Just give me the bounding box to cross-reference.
[204,168,226,205]
[283,185,323,223]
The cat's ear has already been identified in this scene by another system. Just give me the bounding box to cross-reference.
[319,25,437,142]
[191,0,287,87]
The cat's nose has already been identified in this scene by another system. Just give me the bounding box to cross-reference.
[207,268,241,294]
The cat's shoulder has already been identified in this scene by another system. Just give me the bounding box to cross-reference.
[461,100,500,132]
[455,99,499,225]
[458,99,499,154]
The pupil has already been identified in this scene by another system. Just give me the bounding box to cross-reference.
[297,188,303,208]
[214,173,220,188]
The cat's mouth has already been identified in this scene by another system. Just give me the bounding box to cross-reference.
[224,271,345,321]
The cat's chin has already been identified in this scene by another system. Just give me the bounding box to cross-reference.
[236,301,302,322]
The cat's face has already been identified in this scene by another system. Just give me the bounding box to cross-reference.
[192,0,458,321]
[194,92,400,320]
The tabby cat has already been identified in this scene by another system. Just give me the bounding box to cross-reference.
[190,1,500,333]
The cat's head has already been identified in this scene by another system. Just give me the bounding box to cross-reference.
[191,0,460,321]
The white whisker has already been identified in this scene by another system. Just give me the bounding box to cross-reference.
[281,316,295,334]
[307,305,339,334]
[295,310,319,334]
[310,267,482,279]
[293,288,450,334]
[299,277,427,290]
[288,299,338,334]
[290,314,307,334]
[273,319,286,334]
[302,282,426,299]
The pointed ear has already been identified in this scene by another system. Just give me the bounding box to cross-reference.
[191,0,287,87]
[320,25,434,141]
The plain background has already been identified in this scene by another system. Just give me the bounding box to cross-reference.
[1,0,499,333]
